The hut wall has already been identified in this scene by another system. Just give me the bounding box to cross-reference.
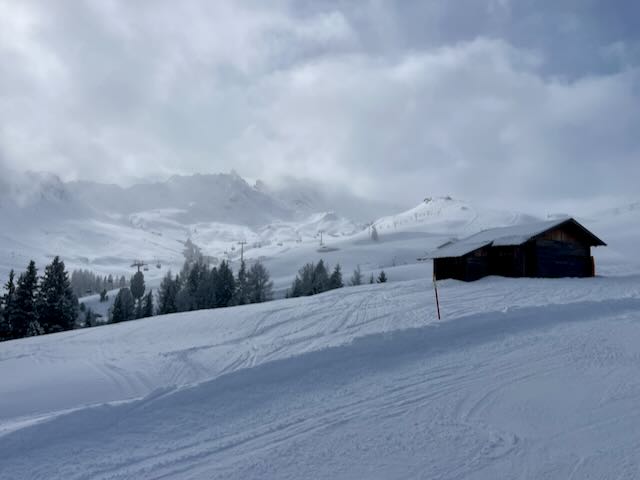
[533,239,593,277]
[434,248,490,281]
[489,246,526,277]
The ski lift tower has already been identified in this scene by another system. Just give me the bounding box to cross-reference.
[130,260,147,273]
[317,230,324,247]
[238,240,247,263]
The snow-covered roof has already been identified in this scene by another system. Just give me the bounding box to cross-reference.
[427,218,605,259]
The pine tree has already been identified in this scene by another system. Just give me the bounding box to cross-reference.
[299,263,315,295]
[312,260,329,294]
[85,307,94,328]
[37,256,78,333]
[183,238,202,265]
[328,264,343,290]
[234,260,249,305]
[369,273,375,284]
[215,261,235,307]
[350,265,363,286]
[371,225,379,241]
[0,270,16,340]
[13,261,40,338]
[246,261,273,303]
[158,271,179,315]
[118,275,126,288]
[112,288,134,323]
[377,270,387,283]
[100,289,108,302]
[206,267,218,309]
[130,271,145,302]
[141,290,154,318]
[288,277,303,298]
[194,263,212,310]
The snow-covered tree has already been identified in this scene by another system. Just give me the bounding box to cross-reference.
[112,288,135,323]
[328,264,344,290]
[371,225,379,242]
[246,261,273,304]
[215,261,235,307]
[130,271,145,302]
[37,256,78,333]
[13,261,40,337]
[158,271,180,315]
[0,270,16,341]
[377,270,387,283]
[141,290,154,318]
[350,265,363,286]
[312,260,329,294]
[234,260,249,306]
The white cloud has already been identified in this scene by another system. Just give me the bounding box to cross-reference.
[0,1,638,213]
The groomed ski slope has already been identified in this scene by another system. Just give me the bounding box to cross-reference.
[2,274,640,479]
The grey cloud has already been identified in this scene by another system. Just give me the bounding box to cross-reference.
[0,0,638,214]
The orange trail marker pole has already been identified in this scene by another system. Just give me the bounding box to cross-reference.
[433,271,441,320]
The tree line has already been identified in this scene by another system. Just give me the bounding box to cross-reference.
[1,244,390,343]
[151,258,273,317]
[286,261,387,297]
[70,269,127,298]
[0,257,79,341]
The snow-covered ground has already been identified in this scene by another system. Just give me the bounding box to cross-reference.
[3,171,640,479]
[2,273,640,478]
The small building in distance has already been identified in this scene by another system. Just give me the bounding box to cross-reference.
[429,218,606,282]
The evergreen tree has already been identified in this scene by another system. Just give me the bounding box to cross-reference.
[215,261,235,307]
[371,225,379,241]
[246,261,273,303]
[312,260,329,294]
[141,290,154,318]
[328,264,343,290]
[299,263,315,295]
[130,271,145,302]
[100,289,108,302]
[183,238,202,265]
[0,306,9,341]
[85,307,95,328]
[350,265,363,286]
[206,267,218,309]
[288,277,303,298]
[369,273,375,284]
[13,261,40,338]
[377,270,387,283]
[0,270,16,340]
[158,271,180,315]
[233,260,249,306]
[194,263,213,310]
[118,275,126,288]
[112,287,135,323]
[37,256,78,333]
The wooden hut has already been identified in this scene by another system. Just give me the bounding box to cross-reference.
[429,218,606,281]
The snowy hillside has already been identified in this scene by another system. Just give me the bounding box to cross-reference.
[2,173,639,478]
[2,274,640,478]
[0,170,546,298]
[0,171,369,281]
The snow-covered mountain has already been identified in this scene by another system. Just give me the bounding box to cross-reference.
[1,170,632,295]
[2,177,640,479]
[0,171,372,279]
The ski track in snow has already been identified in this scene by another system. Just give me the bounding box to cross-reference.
[1,275,640,478]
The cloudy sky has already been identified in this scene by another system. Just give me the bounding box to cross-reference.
[0,0,638,212]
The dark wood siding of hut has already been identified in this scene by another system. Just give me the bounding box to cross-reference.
[433,223,598,281]
[434,247,490,281]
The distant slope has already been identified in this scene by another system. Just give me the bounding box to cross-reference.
[372,196,539,237]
